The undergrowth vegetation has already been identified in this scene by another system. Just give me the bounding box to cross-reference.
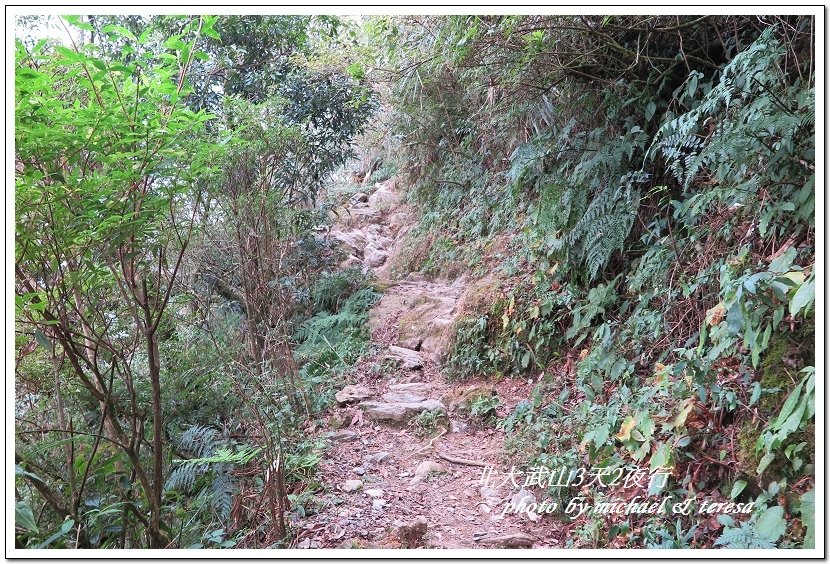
[376,15,816,548]
[14,15,376,549]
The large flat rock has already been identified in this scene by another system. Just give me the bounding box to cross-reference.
[358,399,445,423]
[335,384,373,405]
[388,382,433,396]
[385,345,424,370]
[381,391,427,403]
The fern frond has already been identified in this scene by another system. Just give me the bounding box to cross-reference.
[714,523,776,549]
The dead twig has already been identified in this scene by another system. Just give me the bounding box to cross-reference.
[436,451,491,467]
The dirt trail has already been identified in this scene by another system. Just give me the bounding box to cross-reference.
[297,179,561,549]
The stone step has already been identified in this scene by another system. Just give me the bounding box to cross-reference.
[389,382,432,395]
[385,345,424,370]
[335,384,373,406]
[381,391,426,403]
[358,399,445,424]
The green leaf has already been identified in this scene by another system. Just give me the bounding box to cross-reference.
[772,379,805,430]
[645,101,657,122]
[15,464,43,482]
[756,452,775,475]
[593,424,609,446]
[649,442,673,472]
[790,277,814,317]
[203,26,221,40]
[730,480,747,500]
[754,506,786,543]
[726,302,743,335]
[749,382,762,406]
[15,501,39,533]
[35,518,75,549]
[54,45,81,62]
[138,28,152,44]
[101,24,137,42]
[799,489,815,548]
[346,62,365,81]
[164,34,186,51]
[63,15,94,32]
[768,246,796,273]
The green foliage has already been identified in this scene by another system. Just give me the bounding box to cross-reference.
[310,268,368,314]
[413,409,448,437]
[798,489,815,548]
[715,506,786,548]
[165,426,257,520]
[15,501,39,534]
[383,15,815,549]
[284,439,325,485]
[14,13,377,548]
[468,393,502,425]
[446,286,570,379]
[296,287,378,362]
[755,367,814,475]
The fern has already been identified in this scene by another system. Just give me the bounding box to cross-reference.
[165,426,258,520]
[178,425,221,458]
[714,522,776,549]
[310,268,366,314]
[295,310,365,347]
[559,173,645,280]
[508,138,549,187]
[649,27,800,188]
[296,286,377,348]
[715,506,787,549]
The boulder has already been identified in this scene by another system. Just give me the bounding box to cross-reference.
[329,229,366,255]
[363,245,388,268]
[368,181,400,209]
[329,412,349,429]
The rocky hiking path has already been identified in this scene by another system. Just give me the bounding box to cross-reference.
[294,179,562,549]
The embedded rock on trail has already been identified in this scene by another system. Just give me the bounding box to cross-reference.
[363,451,391,465]
[359,398,445,424]
[414,460,446,478]
[341,479,363,493]
[384,345,424,370]
[477,532,535,548]
[335,384,373,405]
[396,516,428,548]
[389,382,432,395]
[369,276,468,363]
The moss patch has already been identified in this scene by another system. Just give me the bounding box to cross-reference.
[759,321,815,415]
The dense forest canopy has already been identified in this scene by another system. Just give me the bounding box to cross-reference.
[14,13,817,551]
